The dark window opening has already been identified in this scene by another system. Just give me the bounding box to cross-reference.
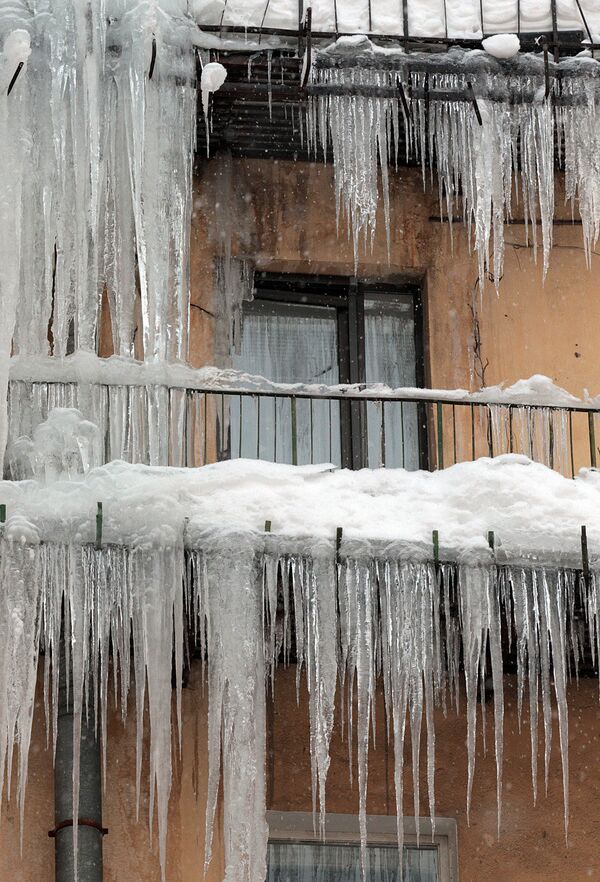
[231,272,428,470]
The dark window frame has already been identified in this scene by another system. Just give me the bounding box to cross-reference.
[252,272,429,470]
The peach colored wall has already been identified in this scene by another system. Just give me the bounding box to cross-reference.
[5,156,600,881]
[0,664,223,882]
[270,669,600,882]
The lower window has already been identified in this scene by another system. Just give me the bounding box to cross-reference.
[267,812,458,882]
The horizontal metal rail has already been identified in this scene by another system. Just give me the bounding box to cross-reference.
[6,377,600,477]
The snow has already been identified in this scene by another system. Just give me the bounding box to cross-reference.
[200,60,228,153]
[193,0,600,44]
[482,33,520,59]
[6,352,590,406]
[2,442,600,562]
[2,450,600,881]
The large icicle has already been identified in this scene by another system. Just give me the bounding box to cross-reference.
[309,49,600,284]
[197,536,269,882]
[0,1,197,467]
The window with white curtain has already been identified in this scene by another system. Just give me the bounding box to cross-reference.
[266,813,458,882]
[230,274,426,470]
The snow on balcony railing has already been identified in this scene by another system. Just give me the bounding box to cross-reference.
[3,452,600,882]
[7,354,600,477]
[193,0,599,47]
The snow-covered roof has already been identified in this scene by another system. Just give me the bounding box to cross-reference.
[193,0,600,43]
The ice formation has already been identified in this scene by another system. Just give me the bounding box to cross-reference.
[1,507,599,881]
[0,450,600,880]
[308,47,600,282]
[0,0,197,462]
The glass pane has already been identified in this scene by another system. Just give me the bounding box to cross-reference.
[364,294,420,470]
[267,841,439,882]
[231,302,341,466]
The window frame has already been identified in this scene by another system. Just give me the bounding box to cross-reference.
[251,272,429,470]
[266,811,459,882]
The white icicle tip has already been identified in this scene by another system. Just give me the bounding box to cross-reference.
[482,34,520,60]
[201,61,228,117]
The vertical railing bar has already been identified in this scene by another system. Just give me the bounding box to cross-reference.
[291,397,298,466]
[401,0,409,44]
[509,406,514,453]
[479,0,484,36]
[329,399,333,464]
[238,395,243,458]
[517,0,521,40]
[274,398,278,463]
[380,401,386,468]
[400,401,405,469]
[310,398,314,464]
[548,409,554,471]
[487,406,494,458]
[569,409,575,479]
[220,394,225,461]
[367,0,372,34]
[470,403,476,461]
[256,395,261,459]
[588,411,596,469]
[528,407,534,460]
[550,0,559,62]
[436,402,444,470]
[582,525,590,589]
[442,0,448,40]
[452,404,457,465]
[203,393,208,466]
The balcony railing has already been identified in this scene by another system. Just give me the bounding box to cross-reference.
[6,376,600,479]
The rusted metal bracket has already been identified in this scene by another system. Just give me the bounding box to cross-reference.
[49,819,109,838]
[466,81,482,125]
[7,62,24,96]
[300,6,312,90]
[149,36,157,79]
[543,39,551,98]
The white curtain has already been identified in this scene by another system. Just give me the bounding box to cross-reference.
[364,295,419,469]
[267,841,439,882]
[232,305,341,466]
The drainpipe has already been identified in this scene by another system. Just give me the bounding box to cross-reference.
[51,643,106,882]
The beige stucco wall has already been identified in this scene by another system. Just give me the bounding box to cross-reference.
[0,664,223,882]
[5,156,600,880]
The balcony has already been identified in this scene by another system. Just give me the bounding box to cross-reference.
[6,361,600,479]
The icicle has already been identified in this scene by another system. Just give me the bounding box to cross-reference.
[201,534,268,882]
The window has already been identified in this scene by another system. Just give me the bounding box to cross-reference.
[267,812,458,882]
[231,274,427,469]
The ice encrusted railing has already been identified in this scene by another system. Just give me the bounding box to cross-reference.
[3,528,600,882]
[7,367,600,476]
[308,46,600,280]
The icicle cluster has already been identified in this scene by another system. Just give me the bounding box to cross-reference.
[192,545,600,882]
[7,380,194,472]
[0,1,197,458]
[308,53,600,282]
[0,540,184,880]
[2,530,599,882]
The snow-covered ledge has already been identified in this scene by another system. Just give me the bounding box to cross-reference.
[1,450,600,882]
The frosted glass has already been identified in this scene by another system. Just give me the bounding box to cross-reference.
[232,303,341,465]
[267,841,439,882]
[364,295,420,469]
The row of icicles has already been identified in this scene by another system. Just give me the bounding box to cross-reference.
[307,57,600,285]
[1,535,597,882]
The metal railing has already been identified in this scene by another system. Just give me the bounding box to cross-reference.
[7,378,600,477]
[198,0,594,56]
